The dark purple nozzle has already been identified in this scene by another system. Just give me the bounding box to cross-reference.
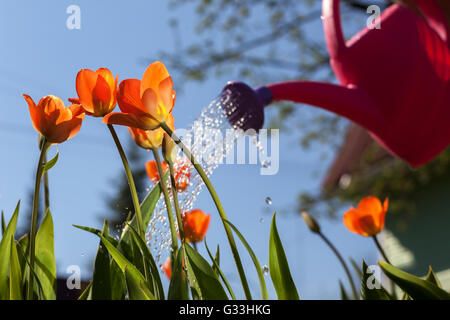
[220,81,272,132]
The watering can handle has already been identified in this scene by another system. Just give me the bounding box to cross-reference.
[263,81,381,134]
[322,0,348,58]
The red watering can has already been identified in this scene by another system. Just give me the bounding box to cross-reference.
[221,0,450,168]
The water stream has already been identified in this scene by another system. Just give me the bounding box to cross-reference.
[144,95,271,265]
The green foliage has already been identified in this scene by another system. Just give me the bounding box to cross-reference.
[360,260,391,300]
[91,221,112,300]
[34,209,56,299]
[42,152,59,173]
[0,201,20,300]
[184,243,229,300]
[204,239,236,300]
[269,212,299,300]
[224,220,268,300]
[379,261,450,300]
[168,248,189,300]
[0,201,57,300]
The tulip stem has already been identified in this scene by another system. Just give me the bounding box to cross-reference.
[107,124,145,239]
[151,148,178,261]
[27,139,50,300]
[372,235,391,265]
[168,162,185,242]
[318,232,358,300]
[372,235,397,297]
[43,153,50,214]
[160,121,252,300]
[107,124,151,283]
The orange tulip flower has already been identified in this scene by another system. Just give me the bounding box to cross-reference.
[182,209,211,243]
[162,257,171,280]
[23,94,85,144]
[128,114,174,150]
[71,68,118,117]
[172,160,191,192]
[146,158,191,192]
[343,196,389,237]
[146,160,169,185]
[102,61,175,130]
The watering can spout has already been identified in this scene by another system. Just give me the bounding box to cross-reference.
[220,81,272,131]
[220,80,379,134]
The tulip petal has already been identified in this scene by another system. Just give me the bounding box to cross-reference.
[46,110,85,144]
[23,94,42,134]
[357,196,384,229]
[96,68,116,93]
[357,196,383,215]
[128,127,164,149]
[145,160,159,183]
[92,73,112,114]
[68,98,81,104]
[357,215,379,236]
[343,207,366,235]
[141,88,162,119]
[158,76,175,113]
[102,112,141,127]
[76,69,98,113]
[117,79,147,115]
[102,112,160,130]
[140,61,170,98]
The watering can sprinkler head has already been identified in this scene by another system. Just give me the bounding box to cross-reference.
[220,81,272,132]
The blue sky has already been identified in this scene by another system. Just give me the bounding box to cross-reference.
[0,0,378,299]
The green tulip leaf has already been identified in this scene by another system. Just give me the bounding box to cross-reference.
[91,221,112,300]
[9,237,23,300]
[224,220,269,300]
[98,234,154,300]
[77,281,92,300]
[204,239,236,300]
[34,209,56,300]
[1,211,5,236]
[43,152,59,173]
[124,267,154,300]
[379,261,450,300]
[127,223,164,299]
[425,266,442,288]
[269,212,299,300]
[339,280,349,300]
[361,260,390,300]
[184,243,228,300]
[0,201,20,300]
[168,248,189,300]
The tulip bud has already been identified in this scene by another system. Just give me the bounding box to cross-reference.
[162,113,176,164]
[162,133,177,164]
[301,211,321,234]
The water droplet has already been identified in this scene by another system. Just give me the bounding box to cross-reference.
[262,265,269,275]
[259,217,264,223]
[261,160,271,168]
[265,197,272,206]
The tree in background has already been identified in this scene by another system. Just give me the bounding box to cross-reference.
[154,0,387,149]
[152,0,450,221]
[149,0,387,215]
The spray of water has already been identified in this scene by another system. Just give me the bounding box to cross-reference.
[144,95,269,265]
